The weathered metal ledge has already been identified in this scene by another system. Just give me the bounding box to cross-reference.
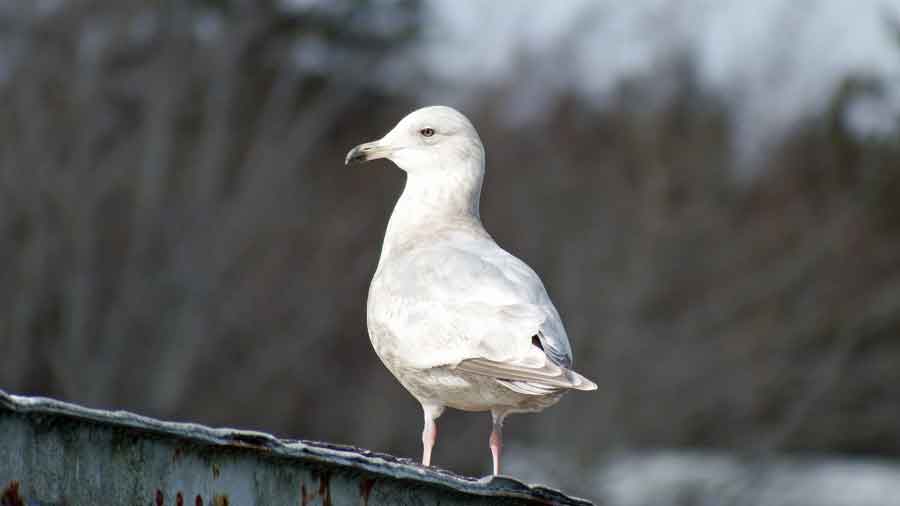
[0,389,591,505]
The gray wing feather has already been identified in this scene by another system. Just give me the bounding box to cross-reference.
[535,329,573,369]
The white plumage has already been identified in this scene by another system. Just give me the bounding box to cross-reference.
[346,105,596,475]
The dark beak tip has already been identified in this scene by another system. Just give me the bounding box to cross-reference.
[345,153,364,166]
[345,145,368,166]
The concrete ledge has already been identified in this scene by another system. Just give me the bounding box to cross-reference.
[0,389,591,505]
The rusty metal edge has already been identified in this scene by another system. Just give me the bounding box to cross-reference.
[0,389,592,505]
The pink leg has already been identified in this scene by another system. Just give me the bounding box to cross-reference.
[421,404,444,467]
[489,426,502,475]
[422,417,437,466]
[489,411,506,475]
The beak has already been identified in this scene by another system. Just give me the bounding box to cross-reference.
[345,139,393,166]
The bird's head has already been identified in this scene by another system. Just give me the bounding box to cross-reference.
[345,106,485,175]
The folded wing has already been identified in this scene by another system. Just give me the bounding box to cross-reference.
[371,236,597,395]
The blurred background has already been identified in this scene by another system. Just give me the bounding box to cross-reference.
[1,0,900,503]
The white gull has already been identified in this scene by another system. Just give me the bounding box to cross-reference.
[345,105,597,476]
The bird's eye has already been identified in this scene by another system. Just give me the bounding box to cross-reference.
[420,127,435,137]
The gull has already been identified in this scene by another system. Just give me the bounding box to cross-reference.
[345,105,597,476]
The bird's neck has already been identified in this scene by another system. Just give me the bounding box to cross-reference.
[378,167,484,269]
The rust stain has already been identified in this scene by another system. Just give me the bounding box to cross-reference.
[213,494,229,506]
[2,481,25,506]
[156,489,164,506]
[195,495,203,506]
[225,433,273,452]
[359,478,376,506]
[212,464,221,479]
[318,472,332,506]
[173,447,184,462]
[176,491,184,506]
[300,474,335,506]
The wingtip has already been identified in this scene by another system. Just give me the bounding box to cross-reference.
[569,371,598,391]
[576,380,598,391]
